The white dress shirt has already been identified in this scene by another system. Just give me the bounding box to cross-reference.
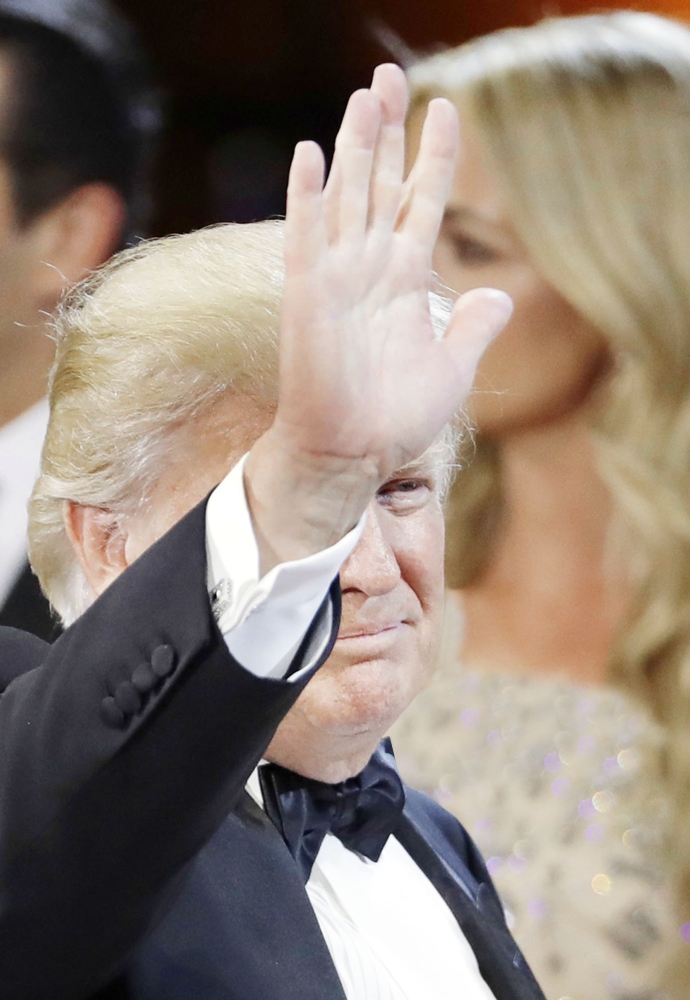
[206,454,358,679]
[205,455,498,1000]
[246,770,497,1000]
[0,400,49,606]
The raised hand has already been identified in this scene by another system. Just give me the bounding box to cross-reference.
[245,64,512,570]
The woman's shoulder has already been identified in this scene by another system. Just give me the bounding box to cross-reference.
[390,591,674,1000]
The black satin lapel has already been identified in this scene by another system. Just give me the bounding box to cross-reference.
[394,808,546,1000]
[0,562,61,642]
[128,793,348,1000]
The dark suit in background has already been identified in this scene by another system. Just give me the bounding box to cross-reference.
[0,562,59,641]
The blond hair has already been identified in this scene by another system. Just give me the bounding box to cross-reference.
[30,219,458,626]
[30,221,284,624]
[407,11,690,991]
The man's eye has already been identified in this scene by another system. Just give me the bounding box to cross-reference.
[446,233,498,266]
[377,479,431,509]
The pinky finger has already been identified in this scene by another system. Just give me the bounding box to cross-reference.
[397,98,458,248]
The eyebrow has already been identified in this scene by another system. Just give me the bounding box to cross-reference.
[390,453,442,479]
[443,204,517,243]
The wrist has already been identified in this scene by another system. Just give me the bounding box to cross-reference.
[244,429,378,574]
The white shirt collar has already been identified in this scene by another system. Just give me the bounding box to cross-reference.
[244,763,496,1000]
[0,398,50,605]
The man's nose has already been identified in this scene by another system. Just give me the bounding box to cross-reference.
[339,507,401,597]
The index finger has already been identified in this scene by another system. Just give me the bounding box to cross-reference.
[396,98,459,250]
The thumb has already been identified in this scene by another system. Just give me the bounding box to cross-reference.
[443,287,513,384]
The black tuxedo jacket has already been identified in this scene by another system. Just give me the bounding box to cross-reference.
[0,501,544,1000]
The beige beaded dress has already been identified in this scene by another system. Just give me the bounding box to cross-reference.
[390,601,681,1000]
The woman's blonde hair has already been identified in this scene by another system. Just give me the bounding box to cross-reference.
[407,11,690,990]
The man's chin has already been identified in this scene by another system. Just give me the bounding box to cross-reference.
[300,689,414,743]
[265,697,396,783]
[265,652,431,783]
[266,739,382,785]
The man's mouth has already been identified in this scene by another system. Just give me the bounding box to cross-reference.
[337,623,404,640]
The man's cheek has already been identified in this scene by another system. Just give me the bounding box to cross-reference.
[401,513,445,606]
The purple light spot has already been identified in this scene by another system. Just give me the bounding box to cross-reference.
[487,729,501,748]
[680,923,690,943]
[551,776,571,797]
[544,752,561,773]
[474,818,493,835]
[603,756,620,776]
[578,734,596,754]
[585,823,605,845]
[527,899,547,920]
[461,708,479,728]
[433,788,452,804]
[508,854,527,873]
[606,973,625,990]
[486,856,503,876]
[578,798,597,820]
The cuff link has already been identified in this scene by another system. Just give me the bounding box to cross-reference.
[210,578,233,624]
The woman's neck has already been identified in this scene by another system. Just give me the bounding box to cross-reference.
[459,409,626,685]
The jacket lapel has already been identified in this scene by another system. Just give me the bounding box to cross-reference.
[126,792,347,1000]
[114,784,544,1000]
[395,788,546,1000]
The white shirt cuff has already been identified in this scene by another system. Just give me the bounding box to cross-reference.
[206,454,364,680]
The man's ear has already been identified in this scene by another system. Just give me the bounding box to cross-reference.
[64,500,130,600]
[27,183,126,310]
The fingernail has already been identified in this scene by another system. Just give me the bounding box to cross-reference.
[481,288,514,322]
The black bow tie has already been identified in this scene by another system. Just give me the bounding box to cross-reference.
[259,738,405,882]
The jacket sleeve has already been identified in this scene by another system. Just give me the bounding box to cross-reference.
[0,499,340,1000]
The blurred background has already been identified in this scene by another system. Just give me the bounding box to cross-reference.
[115,0,690,236]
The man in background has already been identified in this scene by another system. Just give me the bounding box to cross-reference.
[0,0,160,639]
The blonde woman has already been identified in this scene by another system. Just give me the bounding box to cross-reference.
[390,12,690,1000]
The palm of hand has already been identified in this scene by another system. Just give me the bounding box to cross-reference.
[276,66,511,487]
[280,238,463,477]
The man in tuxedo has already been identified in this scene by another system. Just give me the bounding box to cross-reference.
[0,0,159,640]
[0,65,541,1000]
